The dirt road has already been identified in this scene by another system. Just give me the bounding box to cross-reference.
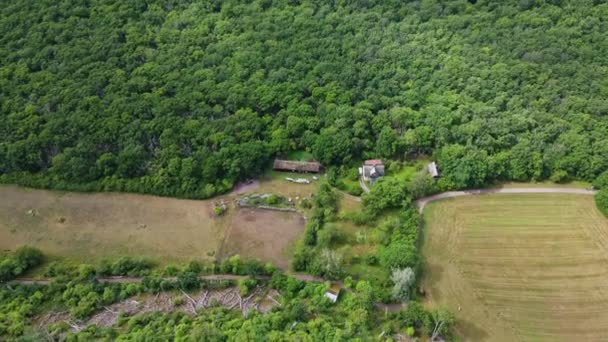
[7,273,324,286]
[414,187,596,213]
[7,273,408,311]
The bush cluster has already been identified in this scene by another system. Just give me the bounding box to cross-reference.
[0,247,44,281]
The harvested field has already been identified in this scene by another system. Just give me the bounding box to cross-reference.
[220,208,305,269]
[0,185,304,267]
[421,194,608,341]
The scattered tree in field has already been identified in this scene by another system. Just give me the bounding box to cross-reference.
[391,267,416,302]
[314,249,343,280]
[408,171,437,199]
[429,308,456,341]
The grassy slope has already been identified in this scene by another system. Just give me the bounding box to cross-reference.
[333,195,387,283]
[0,172,315,266]
[0,185,226,264]
[421,193,608,341]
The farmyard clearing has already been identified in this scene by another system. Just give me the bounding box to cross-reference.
[421,193,608,341]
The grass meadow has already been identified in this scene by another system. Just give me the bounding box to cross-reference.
[421,193,608,341]
[0,177,311,268]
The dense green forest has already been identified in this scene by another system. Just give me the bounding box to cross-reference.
[1,0,607,197]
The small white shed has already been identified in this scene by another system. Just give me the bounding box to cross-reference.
[427,161,439,178]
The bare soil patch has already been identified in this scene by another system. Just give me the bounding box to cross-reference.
[230,180,260,195]
[220,208,305,269]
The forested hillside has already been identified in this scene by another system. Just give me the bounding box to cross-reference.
[1,0,607,197]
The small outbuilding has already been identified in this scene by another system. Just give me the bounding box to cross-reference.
[359,159,385,183]
[324,283,341,303]
[273,159,323,173]
[427,161,439,178]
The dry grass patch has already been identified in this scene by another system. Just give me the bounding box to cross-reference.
[421,193,608,342]
[0,185,305,267]
[219,208,305,269]
[0,185,225,263]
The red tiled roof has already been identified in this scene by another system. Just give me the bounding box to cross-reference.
[364,159,383,166]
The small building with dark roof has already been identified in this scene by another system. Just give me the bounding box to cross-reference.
[359,159,385,183]
[273,159,323,173]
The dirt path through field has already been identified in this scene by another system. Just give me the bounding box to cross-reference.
[414,187,596,213]
[8,273,409,313]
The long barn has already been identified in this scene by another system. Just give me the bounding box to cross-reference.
[273,159,323,173]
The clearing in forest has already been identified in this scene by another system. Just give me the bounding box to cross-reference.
[421,193,608,342]
[0,185,305,266]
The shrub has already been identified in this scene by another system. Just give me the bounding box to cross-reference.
[173,296,185,306]
[291,242,315,272]
[300,198,312,209]
[219,255,242,274]
[184,261,203,274]
[398,301,431,331]
[316,223,338,248]
[163,265,179,276]
[407,171,437,199]
[238,278,258,296]
[177,272,200,290]
[264,194,281,206]
[378,242,418,270]
[362,178,410,218]
[365,255,378,266]
[213,206,225,216]
[98,257,154,277]
[594,171,608,190]
[311,249,343,280]
[595,189,608,217]
[14,247,44,269]
[241,259,266,276]
[549,170,569,183]
[44,261,75,278]
[0,246,44,281]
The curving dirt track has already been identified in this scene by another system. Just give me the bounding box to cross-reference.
[414,187,596,213]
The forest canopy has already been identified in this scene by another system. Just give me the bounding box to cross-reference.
[1,0,607,197]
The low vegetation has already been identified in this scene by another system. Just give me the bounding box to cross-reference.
[595,171,608,216]
[596,190,608,217]
[0,246,44,281]
[291,173,425,304]
[0,249,453,340]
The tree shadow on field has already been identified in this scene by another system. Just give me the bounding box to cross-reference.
[457,318,490,341]
[419,261,443,301]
